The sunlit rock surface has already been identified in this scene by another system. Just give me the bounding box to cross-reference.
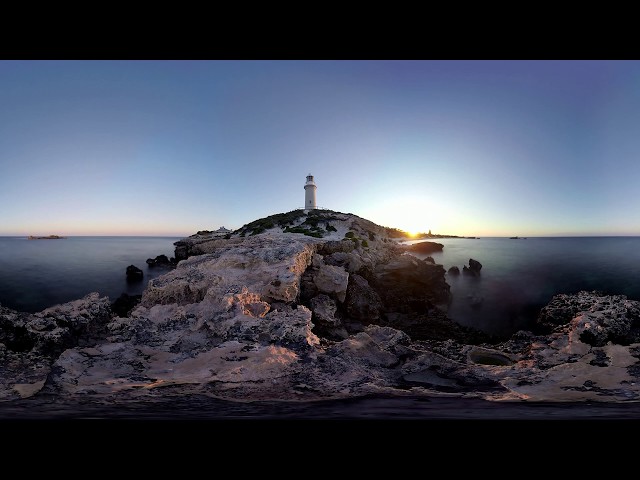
[2,210,640,406]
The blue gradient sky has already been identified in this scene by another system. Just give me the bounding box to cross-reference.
[2,60,639,236]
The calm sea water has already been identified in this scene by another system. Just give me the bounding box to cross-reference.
[409,236,640,336]
[0,236,180,313]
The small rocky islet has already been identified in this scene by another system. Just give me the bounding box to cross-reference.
[2,209,640,411]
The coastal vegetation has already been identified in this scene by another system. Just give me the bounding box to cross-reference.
[236,209,351,238]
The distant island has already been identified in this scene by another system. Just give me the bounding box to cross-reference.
[27,235,66,240]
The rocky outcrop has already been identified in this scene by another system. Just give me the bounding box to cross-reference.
[126,265,143,281]
[146,254,175,268]
[407,241,444,254]
[372,255,451,311]
[4,209,640,409]
[0,293,112,400]
[0,293,112,358]
[448,266,460,275]
[536,291,640,346]
[462,258,482,276]
[313,264,349,303]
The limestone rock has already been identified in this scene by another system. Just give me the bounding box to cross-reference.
[323,251,364,273]
[537,291,640,345]
[318,240,356,255]
[309,294,340,328]
[0,293,112,400]
[313,264,349,303]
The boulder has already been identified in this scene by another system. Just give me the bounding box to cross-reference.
[309,294,347,339]
[313,264,349,303]
[309,294,340,328]
[448,266,460,275]
[0,293,112,358]
[462,258,482,276]
[125,265,143,281]
[323,252,364,273]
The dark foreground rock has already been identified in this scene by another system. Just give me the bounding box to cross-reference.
[463,258,482,276]
[110,293,142,318]
[125,265,143,281]
[146,254,175,267]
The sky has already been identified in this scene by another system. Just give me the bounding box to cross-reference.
[1,60,640,237]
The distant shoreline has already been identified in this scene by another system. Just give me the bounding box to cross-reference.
[27,235,66,240]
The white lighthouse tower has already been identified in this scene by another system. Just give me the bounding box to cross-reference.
[304,174,317,210]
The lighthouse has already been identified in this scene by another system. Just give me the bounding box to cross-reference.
[304,174,317,210]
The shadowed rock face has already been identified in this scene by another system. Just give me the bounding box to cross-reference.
[372,255,451,311]
[110,293,142,318]
[3,211,640,407]
[345,274,383,324]
[126,265,143,281]
[462,258,482,276]
[407,241,444,255]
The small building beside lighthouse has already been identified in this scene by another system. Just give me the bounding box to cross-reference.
[304,174,317,210]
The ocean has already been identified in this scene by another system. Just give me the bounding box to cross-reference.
[408,236,640,337]
[0,236,181,313]
[2,235,639,338]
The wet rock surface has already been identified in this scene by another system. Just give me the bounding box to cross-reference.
[125,265,143,282]
[462,258,482,276]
